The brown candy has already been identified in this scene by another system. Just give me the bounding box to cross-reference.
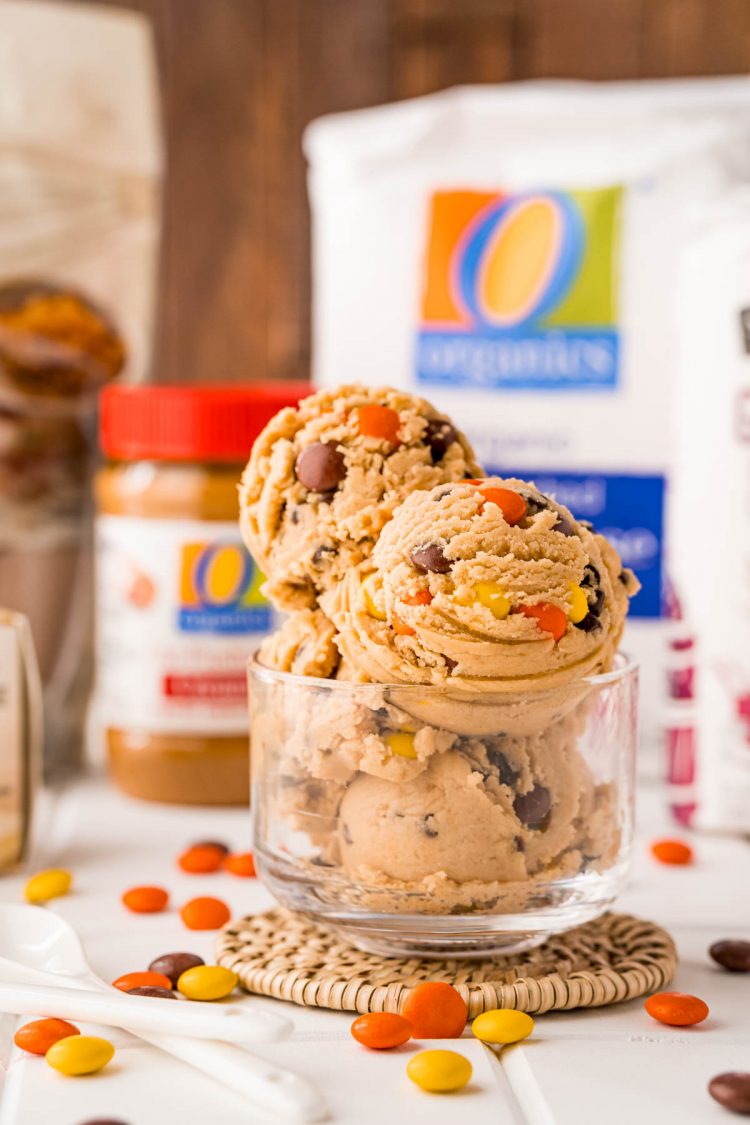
[423,418,457,462]
[148,951,205,986]
[127,986,176,999]
[295,441,346,492]
[513,785,551,830]
[410,543,452,573]
[191,839,229,855]
[710,940,750,973]
[708,1072,750,1114]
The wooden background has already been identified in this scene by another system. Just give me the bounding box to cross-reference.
[95,0,750,384]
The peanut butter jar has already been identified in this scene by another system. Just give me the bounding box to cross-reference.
[95,383,307,805]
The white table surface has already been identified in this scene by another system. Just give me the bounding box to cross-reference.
[1,772,748,1125]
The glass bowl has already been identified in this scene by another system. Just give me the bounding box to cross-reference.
[248,655,638,958]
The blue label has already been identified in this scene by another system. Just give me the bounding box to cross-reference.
[485,469,666,618]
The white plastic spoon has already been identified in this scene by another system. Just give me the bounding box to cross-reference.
[0,905,328,1123]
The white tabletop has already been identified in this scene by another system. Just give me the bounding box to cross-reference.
[1,773,748,1125]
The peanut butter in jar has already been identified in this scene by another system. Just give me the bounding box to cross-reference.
[95,383,307,805]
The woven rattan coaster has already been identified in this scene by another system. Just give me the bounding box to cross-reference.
[216,908,677,1016]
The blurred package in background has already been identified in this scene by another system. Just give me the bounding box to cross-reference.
[0,610,42,871]
[0,1,162,777]
[305,78,750,784]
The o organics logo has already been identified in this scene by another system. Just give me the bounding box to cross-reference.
[417,187,622,391]
[178,541,271,634]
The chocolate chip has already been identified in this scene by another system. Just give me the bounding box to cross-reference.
[148,952,205,984]
[444,655,458,672]
[424,418,458,462]
[422,814,439,838]
[290,507,300,524]
[295,441,346,492]
[312,544,335,566]
[435,490,452,501]
[410,542,452,573]
[342,823,352,845]
[710,940,750,973]
[582,564,600,588]
[579,520,595,531]
[519,490,549,516]
[311,855,335,868]
[553,514,578,537]
[574,612,602,632]
[589,590,605,617]
[513,785,551,830]
[486,744,517,787]
[514,836,525,853]
[127,986,176,999]
[708,1072,750,1114]
[618,571,629,584]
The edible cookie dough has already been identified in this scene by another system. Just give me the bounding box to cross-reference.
[258,609,340,679]
[239,385,481,609]
[323,477,639,694]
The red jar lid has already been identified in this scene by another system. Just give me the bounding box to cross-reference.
[100,382,311,462]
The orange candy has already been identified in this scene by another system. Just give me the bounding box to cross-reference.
[350,1012,413,1050]
[401,982,468,1039]
[392,613,416,637]
[355,404,401,445]
[180,896,231,931]
[651,839,693,866]
[14,1018,80,1056]
[645,991,709,1027]
[122,885,169,914]
[223,852,256,878]
[478,488,527,526]
[112,971,173,993]
[401,590,433,607]
[178,844,225,874]
[517,603,567,642]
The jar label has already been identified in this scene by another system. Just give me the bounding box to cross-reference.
[95,516,274,733]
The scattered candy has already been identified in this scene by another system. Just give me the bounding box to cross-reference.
[46,1035,115,1077]
[517,603,567,642]
[177,965,238,1001]
[350,1013,413,1050]
[24,868,72,904]
[401,982,468,1039]
[472,1008,534,1045]
[424,419,457,461]
[149,951,205,984]
[708,1072,750,1115]
[361,572,386,620]
[223,852,256,878]
[14,1018,80,1055]
[121,886,169,914]
[406,1049,472,1093]
[478,487,526,525]
[513,785,551,830]
[644,991,709,1027]
[710,939,750,973]
[355,404,401,445]
[474,582,511,620]
[567,583,589,624]
[385,732,417,760]
[127,986,176,999]
[180,896,231,931]
[178,844,225,874]
[650,839,693,865]
[112,971,173,992]
[295,441,346,492]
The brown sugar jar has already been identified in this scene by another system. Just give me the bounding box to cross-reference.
[95,383,307,804]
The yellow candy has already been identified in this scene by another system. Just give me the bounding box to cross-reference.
[568,583,589,624]
[385,732,417,760]
[361,573,386,621]
[472,1008,534,1045]
[177,965,238,1001]
[406,1049,472,1093]
[24,868,72,904]
[475,582,511,620]
[46,1035,114,1076]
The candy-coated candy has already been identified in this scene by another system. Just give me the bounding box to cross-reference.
[149,951,205,984]
[177,965,238,1001]
[708,1072,750,1114]
[400,590,433,606]
[223,852,256,878]
[361,572,387,620]
[410,543,452,574]
[401,982,468,1038]
[112,971,173,992]
[127,986,176,999]
[180,896,231,930]
[295,441,346,492]
[651,839,693,865]
[478,488,527,525]
[46,1035,115,1076]
[24,868,72,904]
[475,582,511,620]
[121,886,169,914]
[517,603,567,642]
[386,732,417,760]
[567,583,589,624]
[350,1012,413,1050]
[355,404,401,445]
[392,613,416,637]
[14,1018,80,1055]
[406,1050,472,1093]
[178,844,225,873]
[472,1008,534,1045]
[644,991,709,1027]
[710,939,750,973]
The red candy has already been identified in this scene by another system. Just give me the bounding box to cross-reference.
[478,487,527,526]
[350,1013,413,1050]
[112,971,173,993]
[180,896,231,931]
[223,852,256,878]
[401,590,433,607]
[355,404,401,445]
[392,613,416,637]
[122,886,169,914]
[645,991,709,1027]
[517,603,567,642]
[651,839,693,866]
[178,844,225,873]
[14,1018,80,1055]
[401,982,468,1039]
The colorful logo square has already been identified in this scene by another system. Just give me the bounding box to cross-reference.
[178,540,270,634]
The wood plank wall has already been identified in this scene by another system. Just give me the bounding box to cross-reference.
[90,0,750,383]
